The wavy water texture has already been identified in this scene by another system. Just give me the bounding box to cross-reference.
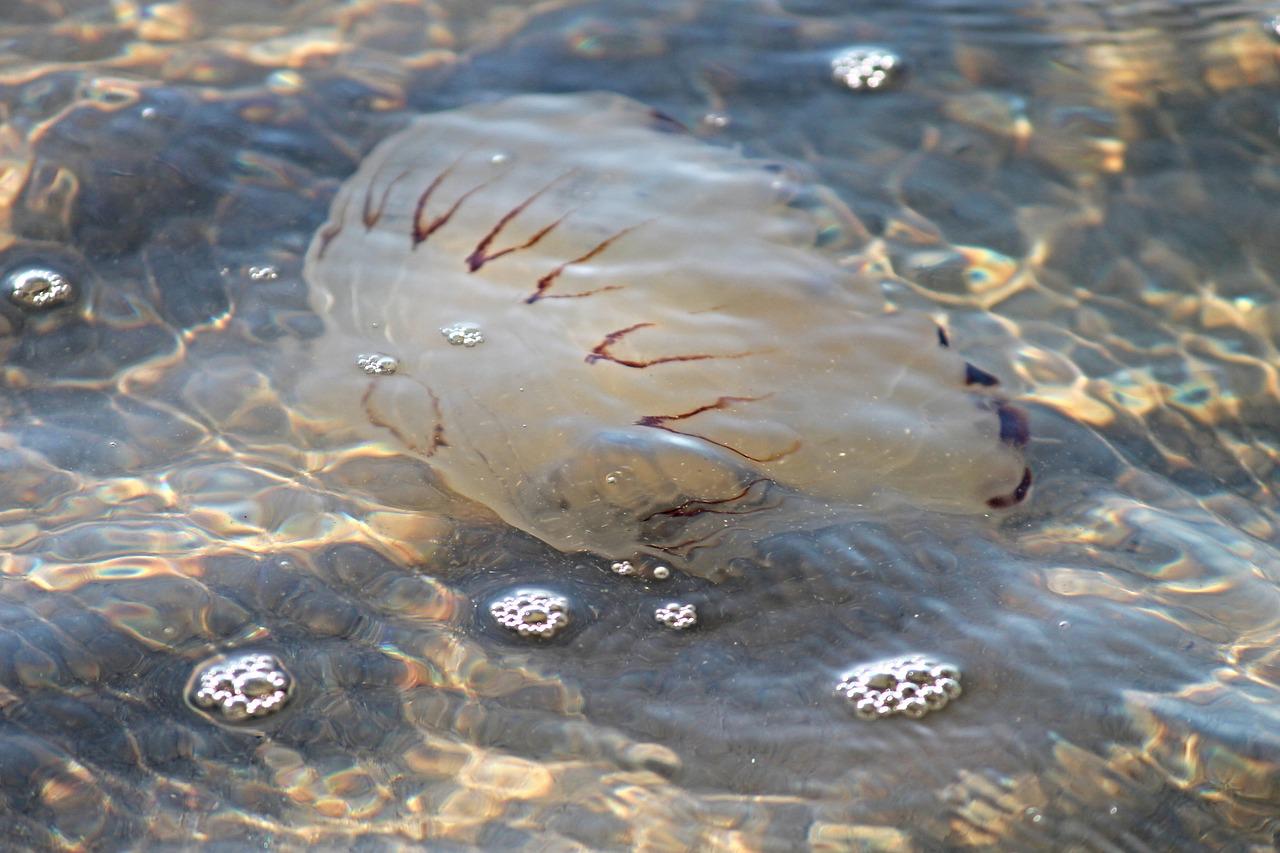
[2,0,1280,848]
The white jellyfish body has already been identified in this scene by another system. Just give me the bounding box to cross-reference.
[295,93,1030,578]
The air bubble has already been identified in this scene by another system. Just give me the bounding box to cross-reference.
[248,265,279,281]
[490,590,570,638]
[441,322,484,347]
[837,655,962,720]
[830,46,904,93]
[652,565,670,580]
[655,602,697,630]
[356,352,399,375]
[189,652,293,723]
[6,267,74,310]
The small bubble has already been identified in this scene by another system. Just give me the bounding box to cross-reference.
[652,565,670,580]
[702,112,730,129]
[441,322,484,347]
[610,560,636,576]
[248,265,279,281]
[830,46,904,93]
[141,106,156,118]
[356,352,399,375]
[655,602,697,630]
[267,69,304,93]
[1058,620,1070,629]
[6,267,74,310]
[490,152,511,164]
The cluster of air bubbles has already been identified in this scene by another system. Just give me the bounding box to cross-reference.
[5,268,74,310]
[441,322,484,347]
[356,352,399,375]
[247,265,279,281]
[190,652,293,722]
[611,560,671,580]
[836,655,961,720]
[490,590,570,638]
[655,602,697,630]
[830,46,903,92]
[702,112,730,130]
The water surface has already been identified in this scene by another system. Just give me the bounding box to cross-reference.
[1,0,1279,848]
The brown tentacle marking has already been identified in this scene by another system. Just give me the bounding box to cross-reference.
[410,162,456,243]
[361,381,448,457]
[362,168,410,229]
[637,395,769,427]
[467,171,577,271]
[650,512,778,558]
[636,394,798,464]
[642,478,772,522]
[471,215,568,271]
[586,323,758,368]
[540,285,625,300]
[646,422,800,465]
[986,466,1032,509]
[315,195,350,260]
[411,152,498,248]
[415,180,493,247]
[525,222,648,303]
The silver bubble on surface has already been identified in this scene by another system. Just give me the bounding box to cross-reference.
[830,46,903,92]
[356,352,400,375]
[190,652,294,722]
[490,590,571,638]
[440,322,485,347]
[655,602,697,630]
[6,267,75,310]
[248,265,279,281]
[836,655,961,720]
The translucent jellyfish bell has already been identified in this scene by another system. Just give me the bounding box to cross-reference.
[294,92,1030,579]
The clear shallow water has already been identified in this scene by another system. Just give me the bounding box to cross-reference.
[2,0,1280,849]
